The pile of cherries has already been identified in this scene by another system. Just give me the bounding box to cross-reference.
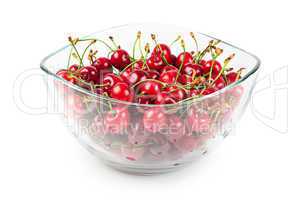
[56,34,242,105]
[55,33,244,161]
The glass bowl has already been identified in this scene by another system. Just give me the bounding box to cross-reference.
[40,23,260,175]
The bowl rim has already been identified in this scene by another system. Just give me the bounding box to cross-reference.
[40,23,261,108]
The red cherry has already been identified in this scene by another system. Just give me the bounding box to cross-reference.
[78,66,98,83]
[131,60,145,70]
[213,75,226,89]
[94,87,106,95]
[198,59,206,66]
[164,86,186,101]
[93,57,112,71]
[226,72,240,84]
[146,55,164,70]
[137,80,163,95]
[160,65,178,73]
[68,64,79,73]
[104,107,130,134]
[103,73,123,89]
[159,69,177,84]
[135,95,155,105]
[188,89,201,97]
[146,70,160,79]
[121,69,147,86]
[152,43,172,64]
[182,63,202,76]
[201,87,216,95]
[170,54,177,66]
[155,92,177,104]
[56,69,77,84]
[176,52,193,67]
[110,49,131,70]
[201,60,222,74]
[143,108,167,133]
[178,74,193,85]
[110,82,133,102]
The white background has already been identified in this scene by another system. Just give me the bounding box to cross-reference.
[0,0,298,199]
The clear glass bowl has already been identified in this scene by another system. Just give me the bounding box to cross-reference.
[40,24,260,175]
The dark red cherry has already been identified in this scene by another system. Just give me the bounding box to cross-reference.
[146,55,164,70]
[201,60,222,75]
[93,57,112,71]
[160,65,178,73]
[110,82,132,102]
[110,49,131,70]
[104,107,130,134]
[159,69,177,84]
[176,52,193,67]
[164,86,186,101]
[79,66,98,82]
[170,54,177,66]
[131,60,145,70]
[146,70,160,79]
[68,64,79,73]
[155,92,177,104]
[226,72,240,84]
[135,95,155,105]
[198,59,206,66]
[178,74,193,85]
[152,43,172,64]
[121,69,147,86]
[103,73,123,89]
[188,89,201,97]
[143,108,167,133]
[94,87,106,95]
[56,69,77,84]
[201,87,216,95]
[213,75,226,89]
[138,80,163,95]
[182,63,202,76]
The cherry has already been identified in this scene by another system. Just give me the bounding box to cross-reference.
[68,64,79,73]
[56,69,77,84]
[121,69,147,86]
[104,107,130,134]
[164,86,186,101]
[201,60,222,74]
[146,55,164,70]
[213,75,226,89]
[93,57,112,71]
[143,108,167,133]
[155,92,177,104]
[110,49,131,70]
[198,59,206,66]
[188,89,201,97]
[146,70,160,79]
[110,82,133,102]
[170,54,177,66]
[159,69,177,84]
[201,87,216,95]
[226,72,240,84]
[78,66,98,83]
[182,63,202,76]
[135,95,155,105]
[103,73,123,89]
[160,65,178,73]
[151,43,172,64]
[187,108,211,132]
[176,52,193,67]
[178,74,193,85]
[137,80,163,95]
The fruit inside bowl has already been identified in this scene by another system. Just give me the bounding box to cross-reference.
[40,24,260,175]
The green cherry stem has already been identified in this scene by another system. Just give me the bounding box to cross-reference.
[79,38,114,51]
[131,78,167,89]
[175,39,186,83]
[68,37,84,67]
[109,36,119,49]
[190,32,199,52]
[81,39,96,64]
[169,35,181,47]
[132,31,141,59]
[151,34,170,65]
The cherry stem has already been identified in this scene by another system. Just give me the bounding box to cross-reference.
[132,31,141,59]
[109,36,119,50]
[170,35,181,47]
[68,37,84,67]
[175,39,186,82]
[79,38,114,51]
[190,32,199,52]
[131,78,167,89]
[138,32,144,59]
[67,47,73,67]
[81,39,96,64]
[151,33,170,65]
[119,60,140,74]
[211,53,235,85]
